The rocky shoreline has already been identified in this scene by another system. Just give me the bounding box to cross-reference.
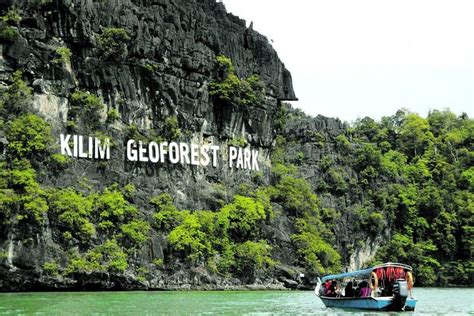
[2,268,313,292]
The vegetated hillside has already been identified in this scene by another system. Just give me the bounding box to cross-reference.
[0,1,472,291]
[280,107,473,287]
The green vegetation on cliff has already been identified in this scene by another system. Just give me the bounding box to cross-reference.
[0,67,472,289]
[209,55,265,108]
[300,109,473,286]
[0,2,471,289]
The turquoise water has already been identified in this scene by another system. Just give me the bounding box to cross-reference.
[0,288,473,315]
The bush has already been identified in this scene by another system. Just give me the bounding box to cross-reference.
[3,159,38,192]
[106,108,120,123]
[0,8,21,42]
[234,240,275,281]
[326,167,347,194]
[23,195,49,223]
[119,219,150,246]
[0,26,19,41]
[162,116,181,141]
[122,183,135,199]
[6,114,52,159]
[144,63,158,72]
[274,101,287,131]
[152,258,164,268]
[271,175,319,218]
[461,167,474,191]
[95,188,138,223]
[1,8,21,25]
[66,239,127,274]
[70,91,104,127]
[352,205,385,236]
[49,153,70,171]
[0,70,32,115]
[335,134,351,151]
[209,55,265,107]
[228,136,247,147]
[99,239,128,272]
[218,195,268,241]
[291,231,341,275]
[43,261,59,276]
[49,188,95,242]
[53,47,72,64]
[168,213,210,261]
[151,193,184,230]
[0,159,49,224]
[98,27,130,60]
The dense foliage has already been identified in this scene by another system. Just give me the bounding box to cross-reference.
[312,110,473,286]
[0,68,471,287]
[0,8,21,41]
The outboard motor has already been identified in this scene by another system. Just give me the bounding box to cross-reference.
[392,279,408,311]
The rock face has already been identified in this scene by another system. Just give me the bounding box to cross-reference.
[0,1,379,291]
[1,0,295,208]
[280,109,391,270]
[0,0,303,291]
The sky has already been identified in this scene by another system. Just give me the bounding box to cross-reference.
[222,0,474,123]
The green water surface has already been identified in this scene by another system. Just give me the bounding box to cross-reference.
[0,288,473,315]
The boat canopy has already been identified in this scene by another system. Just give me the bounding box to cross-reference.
[320,262,413,282]
[321,268,373,282]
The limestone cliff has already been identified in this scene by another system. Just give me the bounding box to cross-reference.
[0,0,303,291]
[0,0,387,291]
[1,0,295,208]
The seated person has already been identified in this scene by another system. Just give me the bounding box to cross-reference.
[360,287,372,297]
[324,281,332,296]
[353,281,360,297]
[319,283,326,296]
[344,281,356,297]
[325,280,338,297]
[358,281,372,297]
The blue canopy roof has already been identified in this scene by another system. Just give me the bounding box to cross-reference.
[321,268,373,282]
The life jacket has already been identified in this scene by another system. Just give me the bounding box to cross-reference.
[375,268,385,281]
[386,266,395,282]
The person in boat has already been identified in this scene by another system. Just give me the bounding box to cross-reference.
[325,280,338,297]
[344,281,356,297]
[324,280,331,296]
[319,282,326,296]
[353,281,360,297]
[358,280,372,297]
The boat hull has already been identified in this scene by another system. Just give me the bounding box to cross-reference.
[319,296,417,311]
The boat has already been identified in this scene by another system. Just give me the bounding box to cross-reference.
[315,262,417,311]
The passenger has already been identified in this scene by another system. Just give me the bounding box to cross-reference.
[319,282,326,296]
[334,281,342,297]
[360,287,372,297]
[326,280,338,297]
[353,281,360,297]
[324,280,332,296]
[358,281,372,297]
[332,280,338,296]
[344,281,356,297]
